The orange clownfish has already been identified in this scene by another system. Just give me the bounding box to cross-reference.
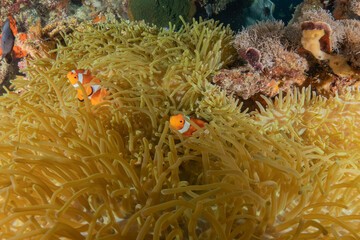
[67,69,107,105]
[170,114,205,136]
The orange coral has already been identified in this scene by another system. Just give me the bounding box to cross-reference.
[8,15,18,35]
[12,46,27,58]
[18,33,27,42]
[93,14,106,23]
[14,33,28,58]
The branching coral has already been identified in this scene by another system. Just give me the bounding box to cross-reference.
[0,18,360,239]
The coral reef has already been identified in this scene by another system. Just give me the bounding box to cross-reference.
[0,63,9,86]
[0,0,32,16]
[288,8,345,51]
[42,17,78,38]
[81,0,129,19]
[0,0,129,97]
[0,18,360,239]
[285,7,360,95]
[217,4,360,101]
[300,20,355,77]
[213,20,308,101]
[290,0,326,23]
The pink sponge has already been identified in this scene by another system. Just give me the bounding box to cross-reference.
[237,47,263,70]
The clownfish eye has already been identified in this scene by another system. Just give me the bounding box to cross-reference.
[180,120,183,123]
[74,76,77,78]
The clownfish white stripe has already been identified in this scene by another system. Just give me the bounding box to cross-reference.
[92,84,101,94]
[178,115,191,134]
[72,73,84,88]
[78,73,84,83]
[67,69,108,105]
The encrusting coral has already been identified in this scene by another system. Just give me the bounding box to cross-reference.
[0,18,360,239]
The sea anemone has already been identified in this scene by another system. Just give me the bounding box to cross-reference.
[0,19,360,239]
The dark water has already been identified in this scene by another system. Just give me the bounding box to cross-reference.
[201,0,303,31]
[129,0,304,31]
[272,0,303,23]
